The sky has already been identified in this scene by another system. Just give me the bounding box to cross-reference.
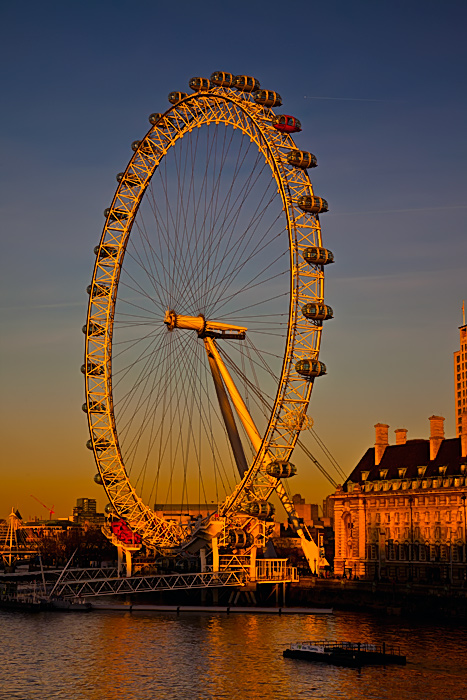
[1,0,466,520]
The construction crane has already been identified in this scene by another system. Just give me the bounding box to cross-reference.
[30,495,55,520]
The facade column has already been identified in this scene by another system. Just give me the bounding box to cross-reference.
[332,492,345,576]
[357,493,367,578]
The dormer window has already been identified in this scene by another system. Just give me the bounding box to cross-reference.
[398,468,407,478]
[417,466,427,477]
[460,464,466,474]
[379,469,388,479]
[438,466,447,475]
[361,471,370,482]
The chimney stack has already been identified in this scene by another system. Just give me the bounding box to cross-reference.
[374,423,389,465]
[395,428,408,445]
[461,412,467,458]
[429,415,445,460]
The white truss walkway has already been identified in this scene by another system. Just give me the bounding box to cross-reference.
[49,568,246,599]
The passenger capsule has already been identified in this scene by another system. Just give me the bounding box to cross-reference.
[82,401,106,413]
[116,172,140,188]
[272,115,302,133]
[104,503,115,514]
[189,77,210,91]
[104,207,130,222]
[295,359,327,377]
[81,361,104,376]
[297,196,329,214]
[168,91,188,104]
[210,71,235,87]
[82,321,105,336]
[86,283,111,296]
[87,437,111,451]
[301,303,334,321]
[94,244,118,262]
[287,150,317,169]
[131,140,157,156]
[149,113,177,128]
[266,461,297,479]
[149,112,163,125]
[243,501,275,519]
[228,529,253,549]
[233,75,260,92]
[94,473,104,485]
[302,247,334,265]
[253,90,282,107]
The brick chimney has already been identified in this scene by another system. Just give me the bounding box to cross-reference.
[374,423,389,465]
[395,428,408,445]
[429,415,445,460]
[461,412,467,458]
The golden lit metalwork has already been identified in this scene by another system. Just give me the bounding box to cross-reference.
[84,73,331,554]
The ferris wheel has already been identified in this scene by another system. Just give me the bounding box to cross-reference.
[83,72,334,557]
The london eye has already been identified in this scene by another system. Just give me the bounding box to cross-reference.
[83,72,333,564]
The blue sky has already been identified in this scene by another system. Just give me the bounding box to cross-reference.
[1,0,466,518]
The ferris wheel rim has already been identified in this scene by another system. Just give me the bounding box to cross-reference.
[84,82,326,548]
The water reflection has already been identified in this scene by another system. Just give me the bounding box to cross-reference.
[1,609,466,699]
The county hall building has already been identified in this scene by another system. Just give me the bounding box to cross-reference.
[331,321,467,583]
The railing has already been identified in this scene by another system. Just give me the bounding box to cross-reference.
[295,640,403,656]
[256,560,298,582]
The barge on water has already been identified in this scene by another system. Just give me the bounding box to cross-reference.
[283,640,406,667]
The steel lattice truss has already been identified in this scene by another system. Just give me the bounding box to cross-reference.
[84,78,329,549]
[51,570,246,599]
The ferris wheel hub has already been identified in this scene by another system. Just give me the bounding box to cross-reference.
[164,310,247,339]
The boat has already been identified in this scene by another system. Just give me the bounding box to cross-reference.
[283,640,406,666]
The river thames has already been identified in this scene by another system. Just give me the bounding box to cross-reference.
[2,608,466,699]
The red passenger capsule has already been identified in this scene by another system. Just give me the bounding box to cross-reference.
[272,115,302,133]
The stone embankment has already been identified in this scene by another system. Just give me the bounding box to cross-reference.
[288,577,467,619]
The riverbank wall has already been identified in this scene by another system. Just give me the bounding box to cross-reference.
[288,577,467,619]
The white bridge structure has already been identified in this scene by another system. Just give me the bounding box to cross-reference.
[40,557,298,600]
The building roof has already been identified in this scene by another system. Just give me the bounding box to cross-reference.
[345,437,466,489]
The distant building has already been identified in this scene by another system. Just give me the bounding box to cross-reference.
[153,503,217,525]
[270,494,335,572]
[331,416,467,583]
[454,317,467,436]
[291,494,320,524]
[72,497,105,526]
